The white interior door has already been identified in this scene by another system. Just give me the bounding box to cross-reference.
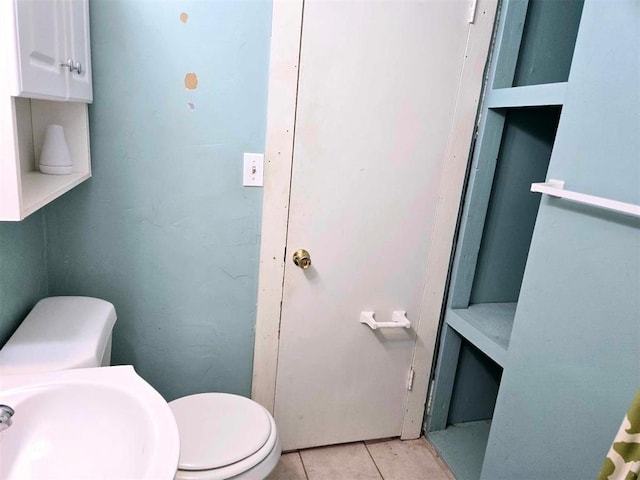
[274,0,477,450]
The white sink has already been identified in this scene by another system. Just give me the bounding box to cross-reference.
[0,365,179,479]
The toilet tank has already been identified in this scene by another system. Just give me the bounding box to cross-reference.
[0,296,117,375]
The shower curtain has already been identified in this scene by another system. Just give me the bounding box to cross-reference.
[598,390,640,480]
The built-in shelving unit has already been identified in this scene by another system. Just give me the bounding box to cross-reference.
[425,1,585,479]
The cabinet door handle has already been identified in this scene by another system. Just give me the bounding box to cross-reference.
[60,59,83,75]
[60,58,74,71]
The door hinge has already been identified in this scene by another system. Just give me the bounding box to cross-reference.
[426,379,435,415]
[407,368,415,391]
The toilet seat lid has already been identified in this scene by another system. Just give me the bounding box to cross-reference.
[169,393,272,470]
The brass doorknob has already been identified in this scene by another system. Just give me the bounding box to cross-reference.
[292,249,312,269]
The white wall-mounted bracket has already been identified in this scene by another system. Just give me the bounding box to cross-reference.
[360,311,411,330]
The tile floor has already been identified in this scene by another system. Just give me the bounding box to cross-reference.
[267,437,454,480]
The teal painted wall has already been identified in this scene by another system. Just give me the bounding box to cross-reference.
[44,0,272,400]
[0,212,48,345]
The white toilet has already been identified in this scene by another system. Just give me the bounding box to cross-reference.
[0,296,117,375]
[0,296,281,480]
[169,393,281,480]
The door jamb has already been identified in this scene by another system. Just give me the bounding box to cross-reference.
[401,0,499,438]
[251,0,499,440]
[251,0,303,414]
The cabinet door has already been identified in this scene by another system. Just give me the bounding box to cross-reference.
[14,0,67,99]
[64,0,92,102]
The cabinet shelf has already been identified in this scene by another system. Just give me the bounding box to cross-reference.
[21,171,90,218]
[485,82,567,109]
[446,303,516,367]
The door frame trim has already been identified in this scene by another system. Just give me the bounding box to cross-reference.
[251,0,303,413]
[252,0,499,440]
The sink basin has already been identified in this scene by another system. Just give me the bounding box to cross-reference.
[0,365,179,479]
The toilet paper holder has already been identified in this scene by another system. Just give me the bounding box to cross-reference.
[360,311,411,330]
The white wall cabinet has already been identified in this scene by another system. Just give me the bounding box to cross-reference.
[12,0,92,102]
[0,0,92,221]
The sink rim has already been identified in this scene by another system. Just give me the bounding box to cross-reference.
[0,365,180,480]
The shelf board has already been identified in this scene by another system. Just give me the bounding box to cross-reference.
[446,302,517,367]
[485,82,567,109]
[21,170,91,219]
[428,420,491,480]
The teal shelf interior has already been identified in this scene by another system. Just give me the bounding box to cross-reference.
[446,303,516,367]
[512,0,584,87]
[428,421,492,480]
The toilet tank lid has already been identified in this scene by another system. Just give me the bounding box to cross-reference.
[0,296,117,375]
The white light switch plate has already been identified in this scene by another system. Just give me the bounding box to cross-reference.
[243,153,264,187]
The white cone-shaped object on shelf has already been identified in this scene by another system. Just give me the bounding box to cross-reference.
[39,124,72,175]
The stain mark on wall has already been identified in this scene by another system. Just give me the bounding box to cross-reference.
[180,12,189,23]
[184,73,198,90]
[187,102,196,111]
